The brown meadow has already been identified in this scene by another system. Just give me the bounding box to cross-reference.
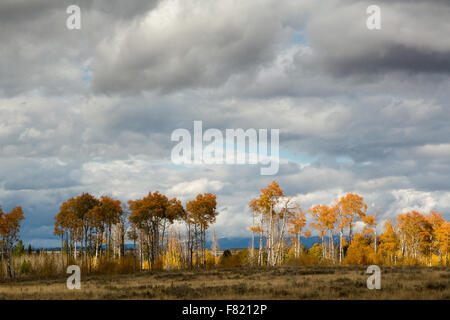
[0,266,448,300]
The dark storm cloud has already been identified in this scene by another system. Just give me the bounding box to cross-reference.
[323,45,450,76]
[0,0,56,22]
[0,0,160,21]
[305,0,450,77]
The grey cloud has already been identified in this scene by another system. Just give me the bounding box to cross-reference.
[91,0,307,94]
[306,0,450,76]
[0,158,81,191]
[0,0,160,97]
[0,0,160,22]
[0,0,449,246]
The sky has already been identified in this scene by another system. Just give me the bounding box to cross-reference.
[0,0,449,247]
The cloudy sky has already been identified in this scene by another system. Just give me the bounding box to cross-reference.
[1,0,449,247]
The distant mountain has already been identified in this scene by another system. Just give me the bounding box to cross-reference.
[206,235,343,250]
[37,236,344,251]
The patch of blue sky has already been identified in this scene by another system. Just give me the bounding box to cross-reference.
[279,149,318,164]
[291,32,306,45]
[336,156,354,164]
[81,67,92,83]
[167,139,320,168]
[166,161,194,171]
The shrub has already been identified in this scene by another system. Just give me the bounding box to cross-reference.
[20,260,32,275]
[220,249,249,268]
[286,253,320,266]
[95,255,139,275]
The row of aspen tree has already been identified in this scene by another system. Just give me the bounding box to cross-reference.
[54,192,219,272]
[249,181,450,267]
[1,182,449,279]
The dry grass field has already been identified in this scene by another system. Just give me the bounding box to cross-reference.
[0,266,449,300]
